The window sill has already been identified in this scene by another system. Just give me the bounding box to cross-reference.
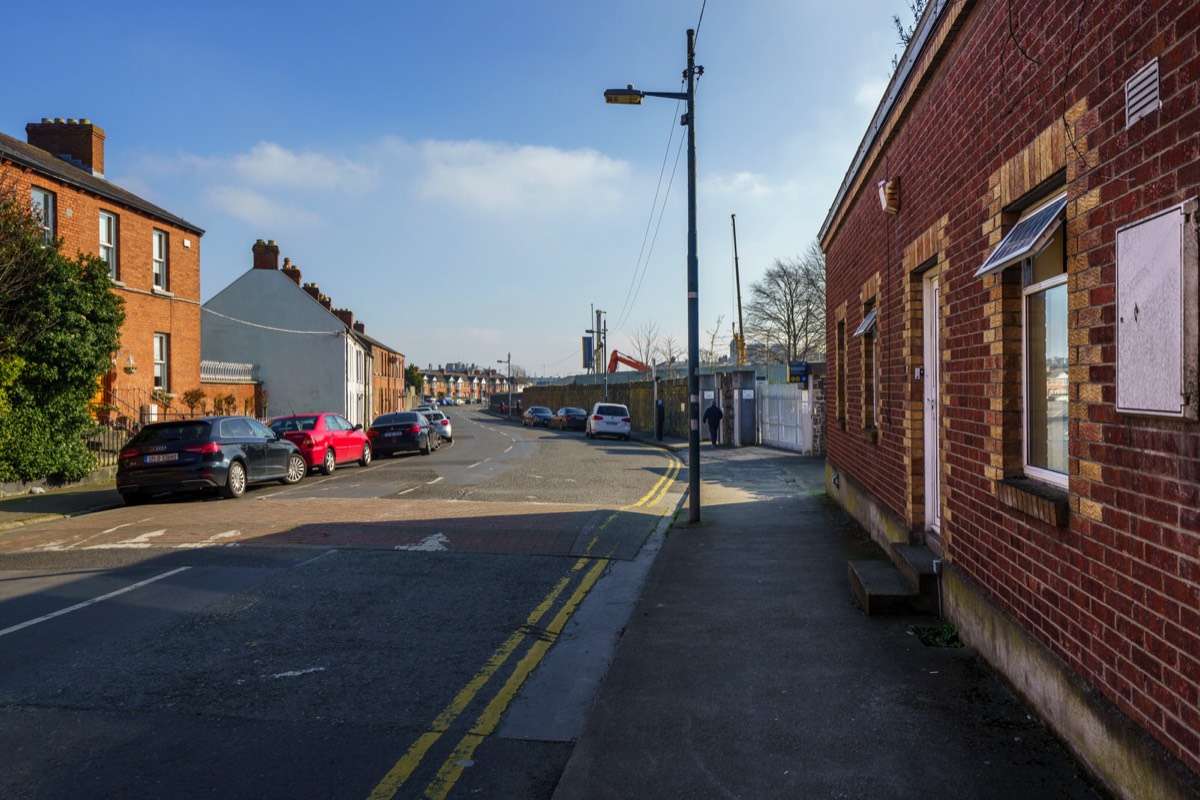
[152,287,174,297]
[998,477,1069,528]
[112,279,126,288]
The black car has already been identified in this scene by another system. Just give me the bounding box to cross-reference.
[522,406,554,427]
[550,407,588,431]
[367,411,440,456]
[116,416,307,504]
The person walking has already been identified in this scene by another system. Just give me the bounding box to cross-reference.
[702,400,723,446]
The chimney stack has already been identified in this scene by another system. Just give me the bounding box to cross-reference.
[319,294,332,310]
[280,257,302,286]
[252,239,280,270]
[353,321,366,334]
[26,118,106,176]
[302,282,321,302]
[333,308,355,329]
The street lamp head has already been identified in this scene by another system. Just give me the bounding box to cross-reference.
[604,85,644,105]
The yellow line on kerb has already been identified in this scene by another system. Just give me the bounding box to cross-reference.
[599,450,682,530]
[367,554,592,800]
[421,557,610,800]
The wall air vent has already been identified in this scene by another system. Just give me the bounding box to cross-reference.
[1125,58,1160,128]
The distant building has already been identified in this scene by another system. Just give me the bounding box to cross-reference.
[423,364,507,402]
[0,118,205,422]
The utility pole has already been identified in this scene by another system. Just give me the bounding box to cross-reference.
[731,214,746,365]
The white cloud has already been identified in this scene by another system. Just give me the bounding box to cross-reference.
[418,140,629,216]
[855,78,888,110]
[200,185,321,230]
[703,171,794,201]
[231,142,378,191]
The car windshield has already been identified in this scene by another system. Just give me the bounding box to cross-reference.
[375,412,421,425]
[270,416,318,434]
[129,421,211,444]
[565,408,585,415]
[596,405,628,416]
[531,407,551,414]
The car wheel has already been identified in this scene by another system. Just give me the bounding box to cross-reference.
[433,435,441,451]
[121,490,146,506]
[359,443,372,467]
[421,436,431,455]
[586,428,592,439]
[322,448,337,475]
[281,453,306,485]
[221,461,247,499]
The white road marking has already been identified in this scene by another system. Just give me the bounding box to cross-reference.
[84,530,167,549]
[426,477,443,485]
[101,519,152,534]
[267,666,326,679]
[0,567,191,638]
[467,462,484,469]
[395,533,449,552]
[504,446,513,453]
[174,530,241,549]
[398,487,418,495]
[295,549,337,569]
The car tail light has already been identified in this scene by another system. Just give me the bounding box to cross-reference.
[183,441,222,456]
[408,425,422,434]
[367,429,379,438]
[440,420,449,426]
[621,417,631,423]
[119,447,138,461]
[300,434,316,448]
[592,415,603,420]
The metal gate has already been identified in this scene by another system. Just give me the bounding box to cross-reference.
[757,382,814,454]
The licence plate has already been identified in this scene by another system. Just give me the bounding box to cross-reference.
[144,453,178,464]
[384,431,401,438]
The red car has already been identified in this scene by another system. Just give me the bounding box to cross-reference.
[268,413,372,474]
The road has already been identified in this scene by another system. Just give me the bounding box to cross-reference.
[0,408,683,799]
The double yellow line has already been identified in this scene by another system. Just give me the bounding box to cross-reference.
[368,447,680,800]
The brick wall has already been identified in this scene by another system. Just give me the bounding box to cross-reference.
[823,0,1199,776]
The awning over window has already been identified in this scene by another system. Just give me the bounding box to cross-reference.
[975,193,1067,278]
[853,307,877,337]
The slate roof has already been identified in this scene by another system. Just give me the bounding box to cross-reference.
[0,131,204,235]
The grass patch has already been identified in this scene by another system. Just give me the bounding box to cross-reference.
[910,622,964,648]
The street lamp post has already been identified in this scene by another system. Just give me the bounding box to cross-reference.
[497,353,512,417]
[605,28,703,523]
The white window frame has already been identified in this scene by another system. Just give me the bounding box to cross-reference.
[1018,196,1068,488]
[99,211,118,280]
[854,305,878,429]
[31,187,55,245]
[153,333,169,392]
[152,229,168,290]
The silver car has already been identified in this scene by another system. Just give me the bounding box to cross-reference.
[424,410,453,442]
[585,402,631,441]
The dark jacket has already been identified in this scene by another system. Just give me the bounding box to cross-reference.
[703,404,723,426]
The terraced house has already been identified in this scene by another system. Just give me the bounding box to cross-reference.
[0,119,205,422]
[821,2,1198,797]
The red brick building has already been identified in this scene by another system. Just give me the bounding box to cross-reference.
[821,2,1198,797]
[0,119,204,423]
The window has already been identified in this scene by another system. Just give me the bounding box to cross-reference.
[152,229,168,290]
[980,192,1068,485]
[99,211,118,280]
[855,303,878,429]
[153,333,169,392]
[1023,216,1067,483]
[31,188,55,245]
[836,319,846,423]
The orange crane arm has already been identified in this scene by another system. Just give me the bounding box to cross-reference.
[608,350,652,373]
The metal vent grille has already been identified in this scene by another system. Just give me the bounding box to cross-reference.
[1126,59,1161,128]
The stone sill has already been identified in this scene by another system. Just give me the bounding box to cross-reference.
[998,477,1069,527]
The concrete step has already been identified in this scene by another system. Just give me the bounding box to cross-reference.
[848,560,919,616]
[892,544,940,615]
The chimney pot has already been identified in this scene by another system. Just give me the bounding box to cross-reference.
[353,321,365,334]
[251,239,280,270]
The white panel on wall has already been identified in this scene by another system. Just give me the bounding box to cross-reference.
[1115,200,1198,419]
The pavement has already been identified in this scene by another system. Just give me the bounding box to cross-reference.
[0,428,1105,798]
[553,438,1106,799]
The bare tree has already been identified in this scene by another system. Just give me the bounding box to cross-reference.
[743,242,826,364]
[659,335,681,378]
[701,314,726,367]
[630,321,660,368]
[891,0,928,72]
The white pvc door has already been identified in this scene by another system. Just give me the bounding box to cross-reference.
[924,275,942,532]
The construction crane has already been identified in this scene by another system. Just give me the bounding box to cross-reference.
[608,350,652,373]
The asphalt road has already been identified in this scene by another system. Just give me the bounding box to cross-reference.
[0,408,684,799]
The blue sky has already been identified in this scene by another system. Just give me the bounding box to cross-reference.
[6,1,909,376]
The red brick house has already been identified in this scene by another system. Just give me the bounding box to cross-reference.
[821,2,1198,797]
[0,119,204,423]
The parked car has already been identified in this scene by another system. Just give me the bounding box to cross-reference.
[268,412,371,475]
[415,404,438,415]
[117,416,306,504]
[522,406,554,427]
[423,409,453,442]
[367,411,440,456]
[586,403,632,441]
[550,407,588,431]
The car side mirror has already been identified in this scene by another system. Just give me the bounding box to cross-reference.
[354,423,363,431]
